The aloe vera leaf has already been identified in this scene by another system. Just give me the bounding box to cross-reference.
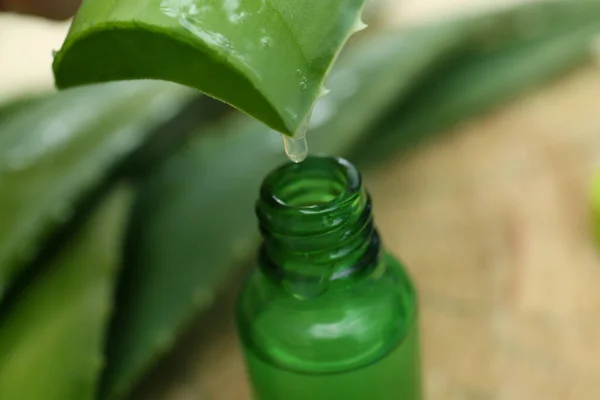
[360,0,600,160]
[0,81,196,301]
[0,186,131,400]
[52,0,369,135]
[100,23,464,399]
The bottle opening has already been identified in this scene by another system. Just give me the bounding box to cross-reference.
[260,156,361,211]
[256,156,378,287]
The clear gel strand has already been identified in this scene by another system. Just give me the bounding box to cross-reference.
[282,88,318,163]
[282,133,308,163]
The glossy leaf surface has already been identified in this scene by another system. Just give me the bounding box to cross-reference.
[53,0,368,135]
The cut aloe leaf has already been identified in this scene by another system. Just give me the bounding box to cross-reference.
[0,187,131,400]
[0,81,196,301]
[52,0,369,135]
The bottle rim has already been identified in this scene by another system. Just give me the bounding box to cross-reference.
[259,155,362,213]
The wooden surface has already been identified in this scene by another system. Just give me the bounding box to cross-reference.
[367,65,600,399]
[136,65,600,400]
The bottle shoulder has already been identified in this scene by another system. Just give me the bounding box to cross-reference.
[236,253,417,374]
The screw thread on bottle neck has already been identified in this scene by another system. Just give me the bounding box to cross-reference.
[255,156,380,291]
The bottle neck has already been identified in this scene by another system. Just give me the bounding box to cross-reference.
[255,156,380,297]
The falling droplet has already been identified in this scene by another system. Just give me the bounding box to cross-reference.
[51,50,58,58]
[281,103,315,162]
[282,133,308,163]
[282,114,310,163]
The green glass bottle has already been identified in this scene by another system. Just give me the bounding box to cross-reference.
[236,155,422,400]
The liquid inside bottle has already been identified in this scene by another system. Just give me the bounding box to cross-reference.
[236,156,422,400]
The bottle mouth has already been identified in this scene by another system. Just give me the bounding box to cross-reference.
[259,155,362,213]
[256,155,378,286]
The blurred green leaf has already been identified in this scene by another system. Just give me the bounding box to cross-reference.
[102,122,282,400]
[361,0,600,160]
[0,96,40,121]
[0,81,196,299]
[53,0,368,135]
[0,186,132,400]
